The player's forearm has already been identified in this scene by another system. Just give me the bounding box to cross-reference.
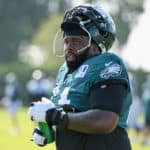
[67,109,119,134]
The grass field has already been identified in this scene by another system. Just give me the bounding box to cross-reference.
[0,108,149,150]
[0,108,56,150]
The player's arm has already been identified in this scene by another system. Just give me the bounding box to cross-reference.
[67,109,118,134]
[28,81,127,134]
[67,81,127,134]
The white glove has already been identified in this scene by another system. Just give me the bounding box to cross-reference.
[32,127,47,146]
[28,98,56,122]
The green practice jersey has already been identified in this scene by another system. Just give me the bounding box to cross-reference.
[51,52,132,128]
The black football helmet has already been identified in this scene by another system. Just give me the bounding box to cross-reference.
[61,4,116,50]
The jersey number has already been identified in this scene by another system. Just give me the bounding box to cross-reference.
[58,87,70,105]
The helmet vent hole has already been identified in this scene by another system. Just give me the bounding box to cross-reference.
[99,30,108,38]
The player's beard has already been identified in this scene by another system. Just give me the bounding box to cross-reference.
[65,48,89,73]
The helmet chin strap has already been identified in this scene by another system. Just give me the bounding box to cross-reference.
[76,44,90,56]
[66,46,90,74]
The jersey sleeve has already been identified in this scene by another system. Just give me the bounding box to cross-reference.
[85,53,131,112]
[89,82,127,114]
[88,53,130,89]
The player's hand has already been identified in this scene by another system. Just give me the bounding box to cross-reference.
[32,127,47,147]
[28,99,56,122]
[28,99,68,128]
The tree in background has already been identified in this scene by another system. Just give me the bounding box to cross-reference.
[0,0,145,63]
[0,0,48,62]
[0,0,71,63]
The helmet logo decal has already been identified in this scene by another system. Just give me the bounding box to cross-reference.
[100,64,122,79]
[88,26,99,37]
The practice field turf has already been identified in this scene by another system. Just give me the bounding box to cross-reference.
[0,108,149,150]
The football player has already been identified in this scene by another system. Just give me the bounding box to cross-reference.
[28,4,132,150]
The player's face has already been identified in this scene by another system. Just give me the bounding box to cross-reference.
[63,35,90,71]
[64,35,89,62]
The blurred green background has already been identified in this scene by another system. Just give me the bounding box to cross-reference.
[0,0,149,103]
